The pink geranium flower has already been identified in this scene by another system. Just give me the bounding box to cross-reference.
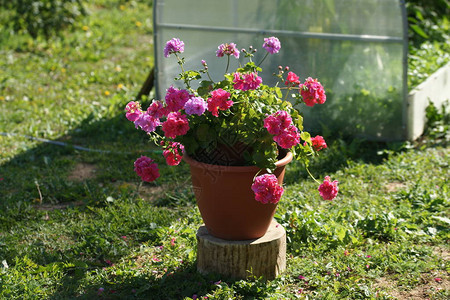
[216,43,240,58]
[165,86,190,112]
[264,111,292,135]
[233,72,262,91]
[285,71,300,86]
[134,156,160,182]
[207,88,233,117]
[184,96,207,116]
[251,174,284,204]
[164,38,184,58]
[311,135,327,151]
[125,101,143,122]
[299,77,326,107]
[262,37,281,54]
[147,100,168,118]
[318,176,339,200]
[273,125,301,149]
[134,113,160,133]
[163,142,184,166]
[161,112,190,138]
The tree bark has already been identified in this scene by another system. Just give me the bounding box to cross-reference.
[196,219,286,280]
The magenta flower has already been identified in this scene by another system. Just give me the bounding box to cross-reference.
[300,77,326,107]
[134,113,160,133]
[164,38,184,58]
[147,100,168,119]
[207,88,233,117]
[262,36,281,54]
[125,101,143,122]
[184,96,207,116]
[163,142,184,166]
[251,174,284,204]
[285,71,300,86]
[165,86,190,112]
[318,176,339,200]
[273,125,301,149]
[233,72,262,91]
[264,111,292,135]
[311,135,327,151]
[161,112,190,138]
[245,73,263,90]
[134,156,160,182]
[216,43,240,58]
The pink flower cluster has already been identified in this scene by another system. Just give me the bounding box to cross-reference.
[162,142,184,166]
[134,113,160,133]
[184,96,207,116]
[207,88,233,117]
[262,37,281,54]
[285,71,300,86]
[125,101,161,133]
[165,86,190,112]
[164,38,184,58]
[311,135,327,151]
[251,174,284,204]
[162,112,190,139]
[233,72,262,91]
[216,43,240,58]
[264,111,300,149]
[318,176,339,200]
[300,77,327,107]
[134,156,160,182]
[125,101,142,122]
[147,100,167,119]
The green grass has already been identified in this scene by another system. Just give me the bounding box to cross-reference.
[0,1,449,299]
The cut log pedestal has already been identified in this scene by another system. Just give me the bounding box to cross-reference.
[196,220,286,280]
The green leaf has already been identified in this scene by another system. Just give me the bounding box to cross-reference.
[336,226,346,242]
[410,24,429,39]
[300,132,311,142]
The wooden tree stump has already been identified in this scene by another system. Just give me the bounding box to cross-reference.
[196,219,286,280]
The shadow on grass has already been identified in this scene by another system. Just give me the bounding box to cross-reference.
[49,261,272,300]
[283,136,408,185]
[48,263,211,299]
[0,99,192,209]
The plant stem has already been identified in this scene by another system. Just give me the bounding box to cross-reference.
[306,166,321,184]
[257,52,269,67]
[175,53,185,73]
[225,55,230,74]
[206,70,214,82]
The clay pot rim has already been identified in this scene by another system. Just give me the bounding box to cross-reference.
[183,151,293,173]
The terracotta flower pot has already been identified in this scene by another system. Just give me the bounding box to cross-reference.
[183,151,293,240]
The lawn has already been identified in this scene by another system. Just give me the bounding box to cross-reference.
[0,1,449,299]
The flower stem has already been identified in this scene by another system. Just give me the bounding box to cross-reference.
[257,52,269,67]
[206,70,214,82]
[174,53,185,73]
[225,55,230,74]
[306,166,321,184]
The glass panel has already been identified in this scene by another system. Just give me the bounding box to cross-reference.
[154,0,406,140]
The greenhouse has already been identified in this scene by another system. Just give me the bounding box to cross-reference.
[154,0,408,140]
